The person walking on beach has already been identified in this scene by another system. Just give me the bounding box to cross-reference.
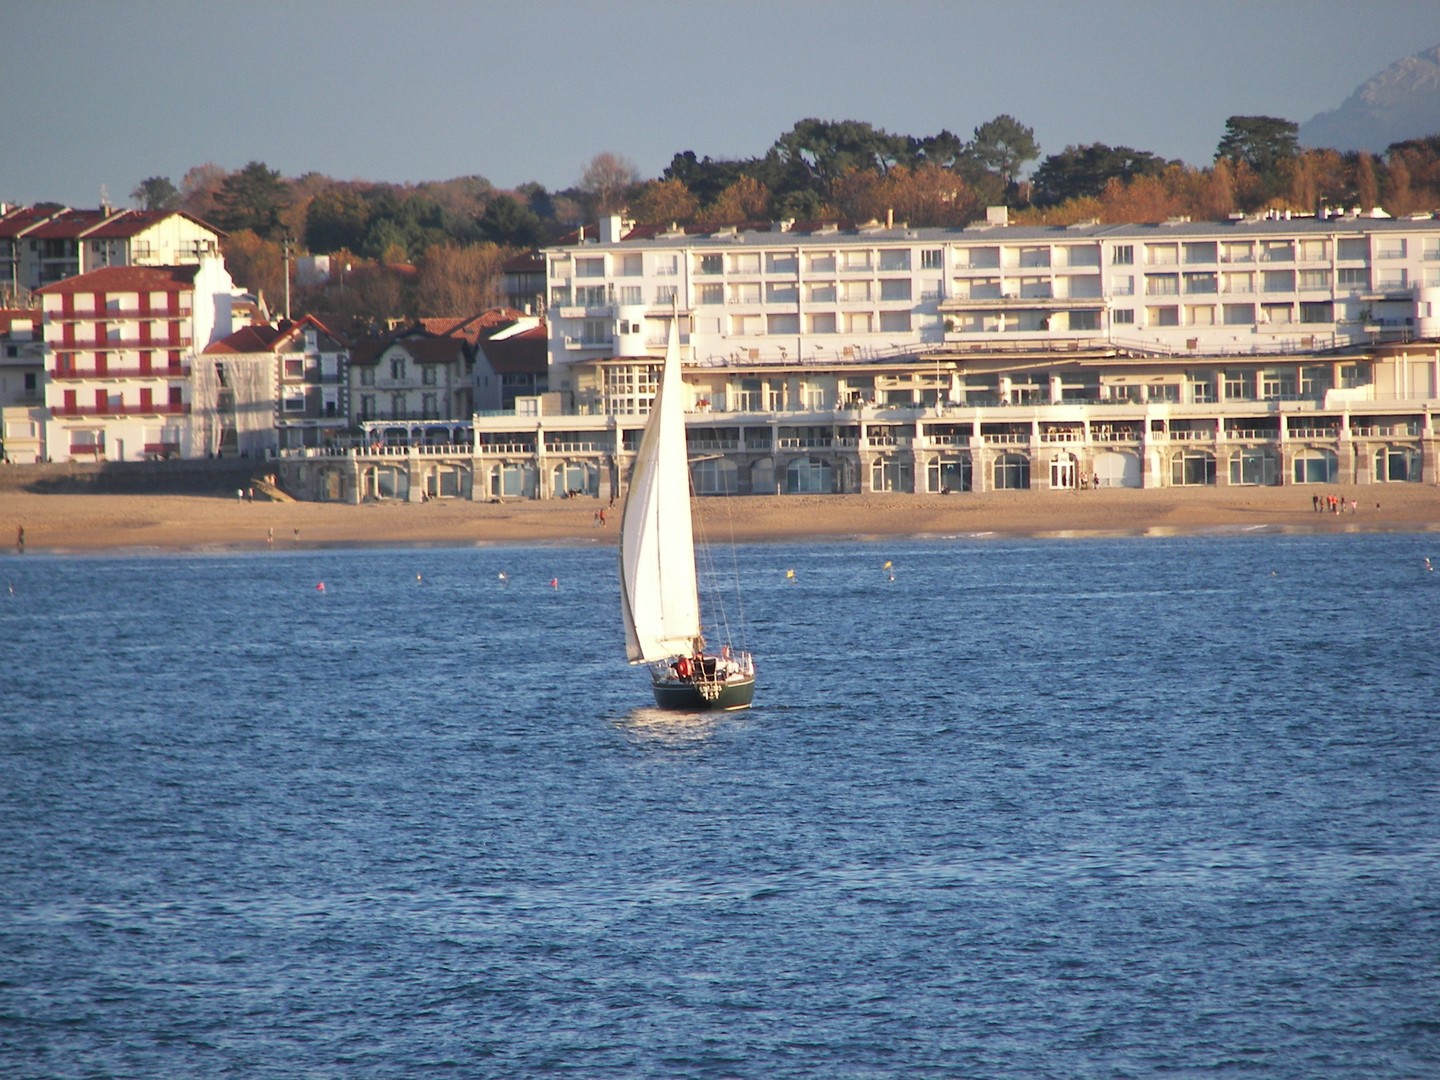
[15,525,23,553]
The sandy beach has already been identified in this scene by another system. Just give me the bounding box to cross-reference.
[3,485,1438,554]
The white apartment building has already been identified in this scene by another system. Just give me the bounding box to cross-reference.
[546,211,1440,393]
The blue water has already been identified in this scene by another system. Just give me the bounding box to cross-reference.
[2,532,1438,1078]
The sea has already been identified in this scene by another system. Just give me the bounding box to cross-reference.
[1,530,1437,1079]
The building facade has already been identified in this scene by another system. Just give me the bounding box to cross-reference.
[1,205,223,303]
[36,257,235,462]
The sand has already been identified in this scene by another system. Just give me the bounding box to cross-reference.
[3,486,1438,554]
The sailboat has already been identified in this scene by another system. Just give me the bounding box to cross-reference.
[618,319,756,711]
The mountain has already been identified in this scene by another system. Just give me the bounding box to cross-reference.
[1299,44,1440,153]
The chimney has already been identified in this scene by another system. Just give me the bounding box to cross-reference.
[885,208,894,229]
[599,214,624,243]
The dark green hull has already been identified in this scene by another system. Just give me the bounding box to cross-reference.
[651,673,755,712]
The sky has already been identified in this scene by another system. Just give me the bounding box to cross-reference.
[4,0,1439,210]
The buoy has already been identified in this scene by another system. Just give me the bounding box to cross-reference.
[550,577,559,589]
[785,569,795,581]
[316,582,326,592]
[497,571,508,581]
[883,560,892,570]
[416,573,423,583]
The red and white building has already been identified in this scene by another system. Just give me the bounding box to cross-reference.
[36,255,235,461]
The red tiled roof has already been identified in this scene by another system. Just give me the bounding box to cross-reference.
[0,207,64,238]
[35,264,200,295]
[24,209,113,239]
[204,313,347,354]
[84,209,223,239]
[389,337,468,364]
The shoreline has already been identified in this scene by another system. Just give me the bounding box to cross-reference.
[3,487,1438,554]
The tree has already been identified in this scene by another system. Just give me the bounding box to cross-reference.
[179,163,227,222]
[414,242,506,316]
[305,185,372,254]
[1030,144,1171,206]
[213,161,292,239]
[579,152,639,214]
[702,176,771,224]
[628,179,701,226]
[476,194,546,248]
[1215,116,1299,188]
[968,114,1039,187]
[221,229,285,305]
[131,176,180,211]
[772,119,913,193]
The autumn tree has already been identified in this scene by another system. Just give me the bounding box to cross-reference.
[1354,152,1379,211]
[702,176,771,224]
[579,152,640,215]
[131,176,180,211]
[628,179,701,225]
[305,186,372,254]
[414,243,506,316]
[179,163,227,222]
[221,229,285,305]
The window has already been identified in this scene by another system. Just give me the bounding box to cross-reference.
[654,254,678,276]
[1145,274,1179,296]
[842,281,872,302]
[1293,449,1338,484]
[879,279,912,301]
[1261,302,1293,324]
[809,312,837,333]
[1222,272,1254,294]
[1146,244,1178,266]
[1300,301,1334,323]
[1111,275,1135,296]
[423,393,437,418]
[360,394,375,419]
[845,312,874,333]
[1070,311,1100,331]
[1376,239,1406,259]
[580,319,608,345]
[842,250,872,271]
[1262,270,1294,292]
[1299,365,1332,395]
[808,253,836,273]
[1260,240,1293,262]
[1112,308,1135,325]
[728,282,760,304]
[392,392,407,416]
[1221,241,1254,264]
[878,249,911,271]
[1229,447,1278,486]
[697,283,723,305]
[654,284,678,305]
[1185,305,1215,326]
[422,366,437,386]
[1338,267,1369,290]
[807,283,836,303]
[921,248,944,269]
[618,285,643,305]
[1146,306,1180,326]
[765,251,798,274]
[576,284,608,306]
[1262,369,1296,398]
[1018,246,1050,268]
[390,357,407,380]
[765,281,798,303]
[1171,450,1216,486]
[1112,244,1134,266]
[359,366,374,386]
[575,257,604,278]
[698,253,722,275]
[283,394,304,413]
[1184,242,1217,264]
[1299,239,1328,261]
[1223,303,1255,325]
[879,311,911,332]
[619,254,642,276]
[1298,269,1330,291]
[1337,238,1367,261]
[729,252,761,274]
[1183,272,1217,294]
[284,358,304,379]
[766,313,799,334]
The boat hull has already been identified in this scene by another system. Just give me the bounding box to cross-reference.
[651,674,756,712]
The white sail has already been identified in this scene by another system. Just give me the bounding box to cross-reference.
[618,319,701,663]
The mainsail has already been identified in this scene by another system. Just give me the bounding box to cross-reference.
[618,319,701,663]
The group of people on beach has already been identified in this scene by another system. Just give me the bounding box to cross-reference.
[1313,493,1357,514]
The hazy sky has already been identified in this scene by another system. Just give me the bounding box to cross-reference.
[4,0,1438,209]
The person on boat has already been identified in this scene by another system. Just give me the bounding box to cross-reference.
[673,655,692,681]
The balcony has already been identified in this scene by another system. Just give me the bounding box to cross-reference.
[49,307,191,321]
[51,402,190,418]
[56,338,190,352]
[51,364,190,380]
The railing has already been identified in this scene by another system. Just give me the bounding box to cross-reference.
[56,339,190,351]
[51,364,189,380]
[49,307,191,320]
[52,403,190,417]
[982,432,1029,445]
